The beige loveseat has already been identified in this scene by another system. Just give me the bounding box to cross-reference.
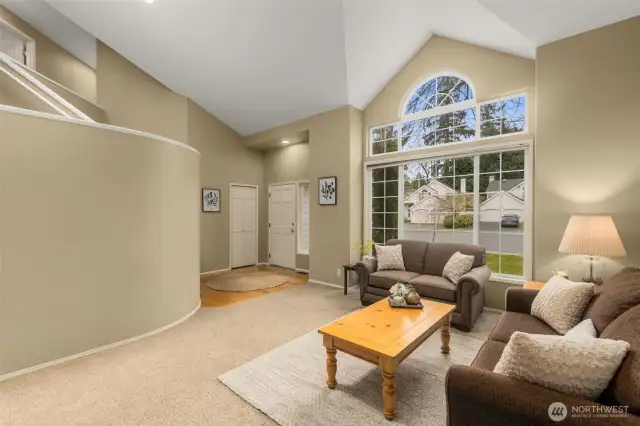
[356,239,490,331]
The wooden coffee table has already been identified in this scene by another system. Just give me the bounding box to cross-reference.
[318,298,455,420]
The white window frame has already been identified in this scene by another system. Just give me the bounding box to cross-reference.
[363,138,533,283]
[296,180,310,255]
[370,89,528,158]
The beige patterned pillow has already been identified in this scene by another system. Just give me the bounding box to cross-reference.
[494,332,630,400]
[375,244,405,271]
[442,251,474,284]
[531,277,594,334]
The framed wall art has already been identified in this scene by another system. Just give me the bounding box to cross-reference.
[202,188,221,212]
[318,176,337,205]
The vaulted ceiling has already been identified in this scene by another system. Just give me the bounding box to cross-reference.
[5,0,640,135]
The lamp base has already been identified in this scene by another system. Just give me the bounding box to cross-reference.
[581,276,603,286]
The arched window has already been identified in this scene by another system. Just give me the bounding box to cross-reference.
[370,73,526,155]
[404,75,474,116]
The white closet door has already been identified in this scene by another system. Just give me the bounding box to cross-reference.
[269,183,296,269]
[231,185,257,268]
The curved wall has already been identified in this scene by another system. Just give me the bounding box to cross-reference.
[0,108,201,377]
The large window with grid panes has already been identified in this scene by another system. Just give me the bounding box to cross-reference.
[367,74,530,280]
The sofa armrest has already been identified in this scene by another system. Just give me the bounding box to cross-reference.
[457,265,491,294]
[355,258,377,299]
[505,288,539,314]
[446,365,636,426]
[355,257,377,275]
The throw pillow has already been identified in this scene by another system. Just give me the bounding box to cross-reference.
[494,331,630,400]
[582,267,640,334]
[375,244,405,271]
[531,276,594,334]
[566,319,597,341]
[442,251,474,284]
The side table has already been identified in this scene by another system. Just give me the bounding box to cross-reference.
[342,264,356,295]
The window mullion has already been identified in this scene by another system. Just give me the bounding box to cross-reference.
[398,166,404,239]
[473,155,480,245]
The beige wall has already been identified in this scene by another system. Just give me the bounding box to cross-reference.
[534,16,640,281]
[247,106,363,285]
[96,42,188,143]
[0,110,200,377]
[263,142,310,270]
[187,100,266,272]
[0,6,97,102]
[364,36,536,133]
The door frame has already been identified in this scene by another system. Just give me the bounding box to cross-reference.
[268,181,297,269]
[229,183,259,269]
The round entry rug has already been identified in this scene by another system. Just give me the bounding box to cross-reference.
[206,271,289,292]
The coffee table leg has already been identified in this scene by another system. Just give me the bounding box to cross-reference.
[379,357,396,420]
[326,348,337,389]
[441,314,451,354]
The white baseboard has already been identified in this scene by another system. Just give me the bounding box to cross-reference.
[295,268,309,274]
[0,302,201,382]
[200,268,230,276]
[483,307,504,314]
[308,279,342,289]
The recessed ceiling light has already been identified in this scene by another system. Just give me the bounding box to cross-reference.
[282,140,290,145]
[145,0,155,4]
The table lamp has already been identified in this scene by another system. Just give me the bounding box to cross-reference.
[558,215,626,283]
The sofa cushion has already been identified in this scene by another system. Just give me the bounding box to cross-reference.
[422,242,485,277]
[600,304,640,414]
[442,251,475,283]
[385,239,429,273]
[472,340,506,371]
[369,270,419,289]
[489,312,559,344]
[409,275,456,302]
[583,267,640,334]
[408,275,457,302]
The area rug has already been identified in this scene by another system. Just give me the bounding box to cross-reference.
[206,271,288,292]
[219,329,485,425]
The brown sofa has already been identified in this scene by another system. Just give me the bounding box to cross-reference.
[446,267,640,426]
[356,239,490,331]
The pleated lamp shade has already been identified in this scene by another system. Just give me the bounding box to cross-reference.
[558,215,626,257]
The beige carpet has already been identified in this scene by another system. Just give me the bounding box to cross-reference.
[0,283,499,425]
[219,329,486,425]
[206,270,289,292]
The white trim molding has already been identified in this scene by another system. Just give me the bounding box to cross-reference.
[295,268,309,274]
[0,104,200,156]
[0,302,201,382]
[308,279,342,289]
[200,268,230,276]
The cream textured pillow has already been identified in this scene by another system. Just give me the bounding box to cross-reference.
[494,332,629,400]
[442,251,474,284]
[566,319,597,341]
[531,277,594,334]
[375,244,405,271]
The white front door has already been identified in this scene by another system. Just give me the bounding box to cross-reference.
[269,183,296,269]
[231,185,257,268]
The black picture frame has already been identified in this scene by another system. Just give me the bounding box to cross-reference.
[318,176,337,205]
[202,188,221,212]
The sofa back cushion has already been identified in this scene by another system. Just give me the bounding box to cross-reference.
[422,242,486,277]
[600,304,640,414]
[384,239,429,274]
[583,267,640,334]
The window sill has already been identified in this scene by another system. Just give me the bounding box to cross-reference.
[490,274,524,286]
[297,251,309,256]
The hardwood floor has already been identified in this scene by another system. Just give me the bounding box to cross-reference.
[200,265,308,308]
